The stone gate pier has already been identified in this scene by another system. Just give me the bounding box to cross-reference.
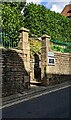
[41,35,71,85]
[19,27,30,87]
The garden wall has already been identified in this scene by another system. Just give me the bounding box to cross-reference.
[47,52,71,75]
[41,35,71,85]
[1,48,30,97]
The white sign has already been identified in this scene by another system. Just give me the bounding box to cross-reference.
[48,52,54,57]
[48,57,55,66]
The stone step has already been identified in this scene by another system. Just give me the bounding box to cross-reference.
[30,80,41,86]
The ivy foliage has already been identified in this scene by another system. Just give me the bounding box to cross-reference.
[24,3,71,42]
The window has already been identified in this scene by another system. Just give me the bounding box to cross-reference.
[67,10,71,13]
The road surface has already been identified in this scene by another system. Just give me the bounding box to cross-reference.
[2,86,71,118]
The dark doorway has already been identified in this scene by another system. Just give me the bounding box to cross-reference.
[34,54,41,81]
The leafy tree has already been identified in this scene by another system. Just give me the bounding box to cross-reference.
[1,1,26,47]
[24,3,71,43]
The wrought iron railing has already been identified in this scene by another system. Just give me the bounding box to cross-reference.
[0,32,18,48]
[50,38,71,53]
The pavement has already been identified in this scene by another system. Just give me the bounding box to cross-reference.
[1,81,71,108]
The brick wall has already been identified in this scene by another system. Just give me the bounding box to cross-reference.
[1,48,30,97]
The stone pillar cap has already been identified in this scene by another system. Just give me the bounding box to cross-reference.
[41,35,50,39]
[20,27,29,32]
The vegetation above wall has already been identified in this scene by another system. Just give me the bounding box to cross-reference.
[51,44,71,53]
[24,3,71,43]
[1,2,71,53]
[29,38,71,54]
[29,38,42,54]
[1,2,26,46]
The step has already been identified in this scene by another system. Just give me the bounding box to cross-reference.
[30,80,41,86]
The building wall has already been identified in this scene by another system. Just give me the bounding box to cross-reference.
[61,4,71,18]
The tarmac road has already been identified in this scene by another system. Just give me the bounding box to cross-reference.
[2,86,71,118]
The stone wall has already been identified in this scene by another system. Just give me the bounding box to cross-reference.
[1,48,30,97]
[41,35,71,85]
[0,49,2,100]
[47,52,71,75]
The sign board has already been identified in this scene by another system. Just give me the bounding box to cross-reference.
[48,57,55,65]
[48,52,54,57]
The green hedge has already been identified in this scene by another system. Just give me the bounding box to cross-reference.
[51,44,71,53]
[24,3,71,43]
